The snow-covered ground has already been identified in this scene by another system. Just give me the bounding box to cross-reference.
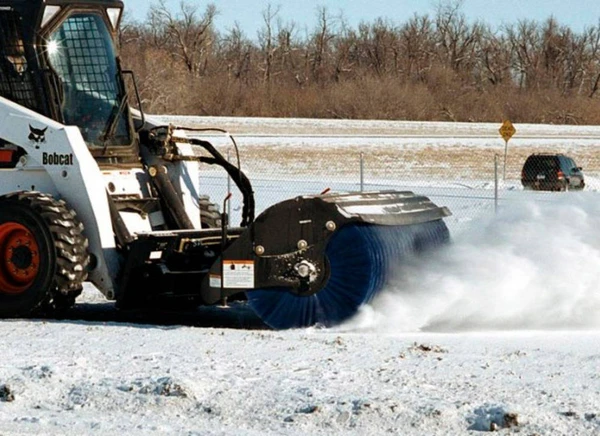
[159,115,600,138]
[1,117,600,435]
[1,322,598,435]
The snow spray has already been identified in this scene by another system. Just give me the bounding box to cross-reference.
[344,194,600,332]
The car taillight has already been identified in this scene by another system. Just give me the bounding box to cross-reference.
[557,170,564,179]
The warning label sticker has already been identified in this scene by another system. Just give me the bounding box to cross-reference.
[223,260,255,289]
[209,274,222,288]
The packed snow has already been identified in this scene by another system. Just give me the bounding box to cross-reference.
[1,117,600,435]
[1,321,599,435]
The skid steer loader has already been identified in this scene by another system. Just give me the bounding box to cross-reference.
[0,0,451,329]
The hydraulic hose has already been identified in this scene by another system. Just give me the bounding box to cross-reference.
[189,138,255,227]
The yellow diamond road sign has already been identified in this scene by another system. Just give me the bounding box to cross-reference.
[499,120,516,141]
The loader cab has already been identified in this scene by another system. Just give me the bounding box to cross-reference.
[0,0,139,166]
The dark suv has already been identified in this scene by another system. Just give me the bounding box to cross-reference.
[521,154,585,191]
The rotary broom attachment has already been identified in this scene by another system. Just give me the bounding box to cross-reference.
[200,191,451,330]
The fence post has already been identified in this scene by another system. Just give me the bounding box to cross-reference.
[494,154,499,214]
[360,152,364,192]
[503,139,508,181]
[227,149,232,219]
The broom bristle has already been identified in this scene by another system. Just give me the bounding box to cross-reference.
[247,220,449,329]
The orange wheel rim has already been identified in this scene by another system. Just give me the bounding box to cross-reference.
[0,222,40,294]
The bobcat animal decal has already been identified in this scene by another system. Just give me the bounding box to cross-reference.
[28,125,48,149]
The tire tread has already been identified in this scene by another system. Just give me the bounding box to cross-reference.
[3,192,90,314]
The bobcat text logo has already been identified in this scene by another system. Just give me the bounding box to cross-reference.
[43,152,74,166]
[28,125,48,149]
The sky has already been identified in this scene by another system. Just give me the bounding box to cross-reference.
[122,0,600,37]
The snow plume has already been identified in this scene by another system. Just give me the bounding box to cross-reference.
[345,194,600,332]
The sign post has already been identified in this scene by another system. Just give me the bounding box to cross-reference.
[498,120,516,180]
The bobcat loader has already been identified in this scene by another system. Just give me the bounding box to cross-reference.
[0,0,450,329]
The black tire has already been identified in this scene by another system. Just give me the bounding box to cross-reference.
[0,192,89,317]
[560,180,568,192]
[199,195,223,228]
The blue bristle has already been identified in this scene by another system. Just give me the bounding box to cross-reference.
[247,220,449,329]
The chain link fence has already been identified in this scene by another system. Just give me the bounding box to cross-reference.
[165,117,600,237]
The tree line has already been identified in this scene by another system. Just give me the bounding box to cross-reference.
[119,0,600,124]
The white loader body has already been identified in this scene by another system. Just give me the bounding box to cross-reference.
[0,96,203,299]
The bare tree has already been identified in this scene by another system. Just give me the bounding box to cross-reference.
[355,18,399,77]
[221,23,252,82]
[399,14,435,81]
[149,0,217,76]
[434,0,483,73]
[275,21,300,80]
[506,20,542,88]
[474,26,511,86]
[309,7,336,83]
[332,18,357,82]
[257,4,281,83]
[117,3,600,123]
[585,24,600,97]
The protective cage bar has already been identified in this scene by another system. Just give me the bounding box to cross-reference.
[0,10,39,111]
